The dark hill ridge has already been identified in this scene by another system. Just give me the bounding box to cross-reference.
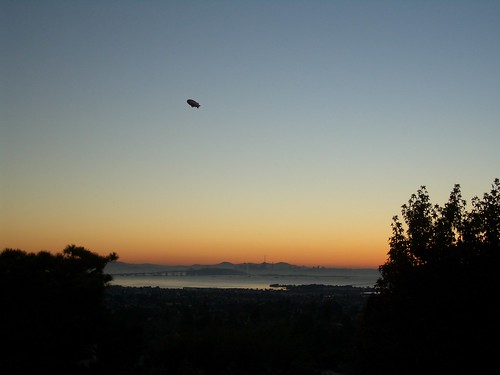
[105,261,379,277]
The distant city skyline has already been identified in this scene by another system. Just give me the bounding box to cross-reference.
[2,1,499,267]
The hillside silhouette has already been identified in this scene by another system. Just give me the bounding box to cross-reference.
[1,179,498,374]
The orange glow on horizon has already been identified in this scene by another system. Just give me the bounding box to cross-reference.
[115,244,386,269]
[1,235,388,268]
[1,203,391,269]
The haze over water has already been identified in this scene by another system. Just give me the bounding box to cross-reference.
[109,264,380,289]
[111,273,379,289]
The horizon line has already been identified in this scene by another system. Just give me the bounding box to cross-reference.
[110,260,380,269]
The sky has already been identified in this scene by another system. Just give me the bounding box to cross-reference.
[2,1,499,268]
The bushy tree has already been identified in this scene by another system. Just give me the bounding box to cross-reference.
[0,245,117,375]
[360,179,500,375]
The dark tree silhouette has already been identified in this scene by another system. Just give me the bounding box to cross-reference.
[359,179,500,375]
[0,245,117,375]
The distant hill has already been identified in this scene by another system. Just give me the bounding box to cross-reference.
[105,261,378,277]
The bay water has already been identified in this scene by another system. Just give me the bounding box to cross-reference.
[110,269,380,289]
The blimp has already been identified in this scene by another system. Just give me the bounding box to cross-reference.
[187,99,200,108]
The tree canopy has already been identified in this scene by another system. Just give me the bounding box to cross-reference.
[360,179,500,374]
[0,245,117,375]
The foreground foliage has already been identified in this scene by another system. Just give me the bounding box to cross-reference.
[101,286,368,375]
[0,243,368,375]
[3,179,498,374]
[360,179,500,374]
[0,245,117,374]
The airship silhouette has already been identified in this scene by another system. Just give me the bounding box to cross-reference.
[187,99,200,108]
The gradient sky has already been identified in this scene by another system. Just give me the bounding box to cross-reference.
[2,1,499,267]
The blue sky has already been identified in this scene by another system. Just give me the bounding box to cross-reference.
[2,1,499,266]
